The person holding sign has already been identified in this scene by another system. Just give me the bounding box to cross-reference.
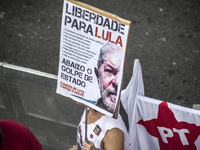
[95,43,123,113]
[68,43,127,150]
[68,107,127,150]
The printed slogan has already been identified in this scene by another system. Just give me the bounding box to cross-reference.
[57,0,131,117]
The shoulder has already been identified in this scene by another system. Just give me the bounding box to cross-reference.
[103,115,127,133]
[101,115,128,150]
[102,128,124,150]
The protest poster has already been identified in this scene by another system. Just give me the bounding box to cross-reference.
[56,0,131,117]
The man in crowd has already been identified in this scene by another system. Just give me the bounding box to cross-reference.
[68,43,127,150]
[68,107,127,150]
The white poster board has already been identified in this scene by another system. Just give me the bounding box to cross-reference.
[57,0,131,117]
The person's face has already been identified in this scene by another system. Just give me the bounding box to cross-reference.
[98,51,122,112]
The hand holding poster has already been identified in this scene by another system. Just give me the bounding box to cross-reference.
[56,0,131,117]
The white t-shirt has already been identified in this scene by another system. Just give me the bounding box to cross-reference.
[77,109,128,150]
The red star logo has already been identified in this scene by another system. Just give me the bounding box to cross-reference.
[137,102,200,149]
[90,134,93,138]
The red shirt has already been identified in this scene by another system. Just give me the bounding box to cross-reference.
[0,120,42,150]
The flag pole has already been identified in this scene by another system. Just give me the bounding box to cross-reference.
[85,106,88,142]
